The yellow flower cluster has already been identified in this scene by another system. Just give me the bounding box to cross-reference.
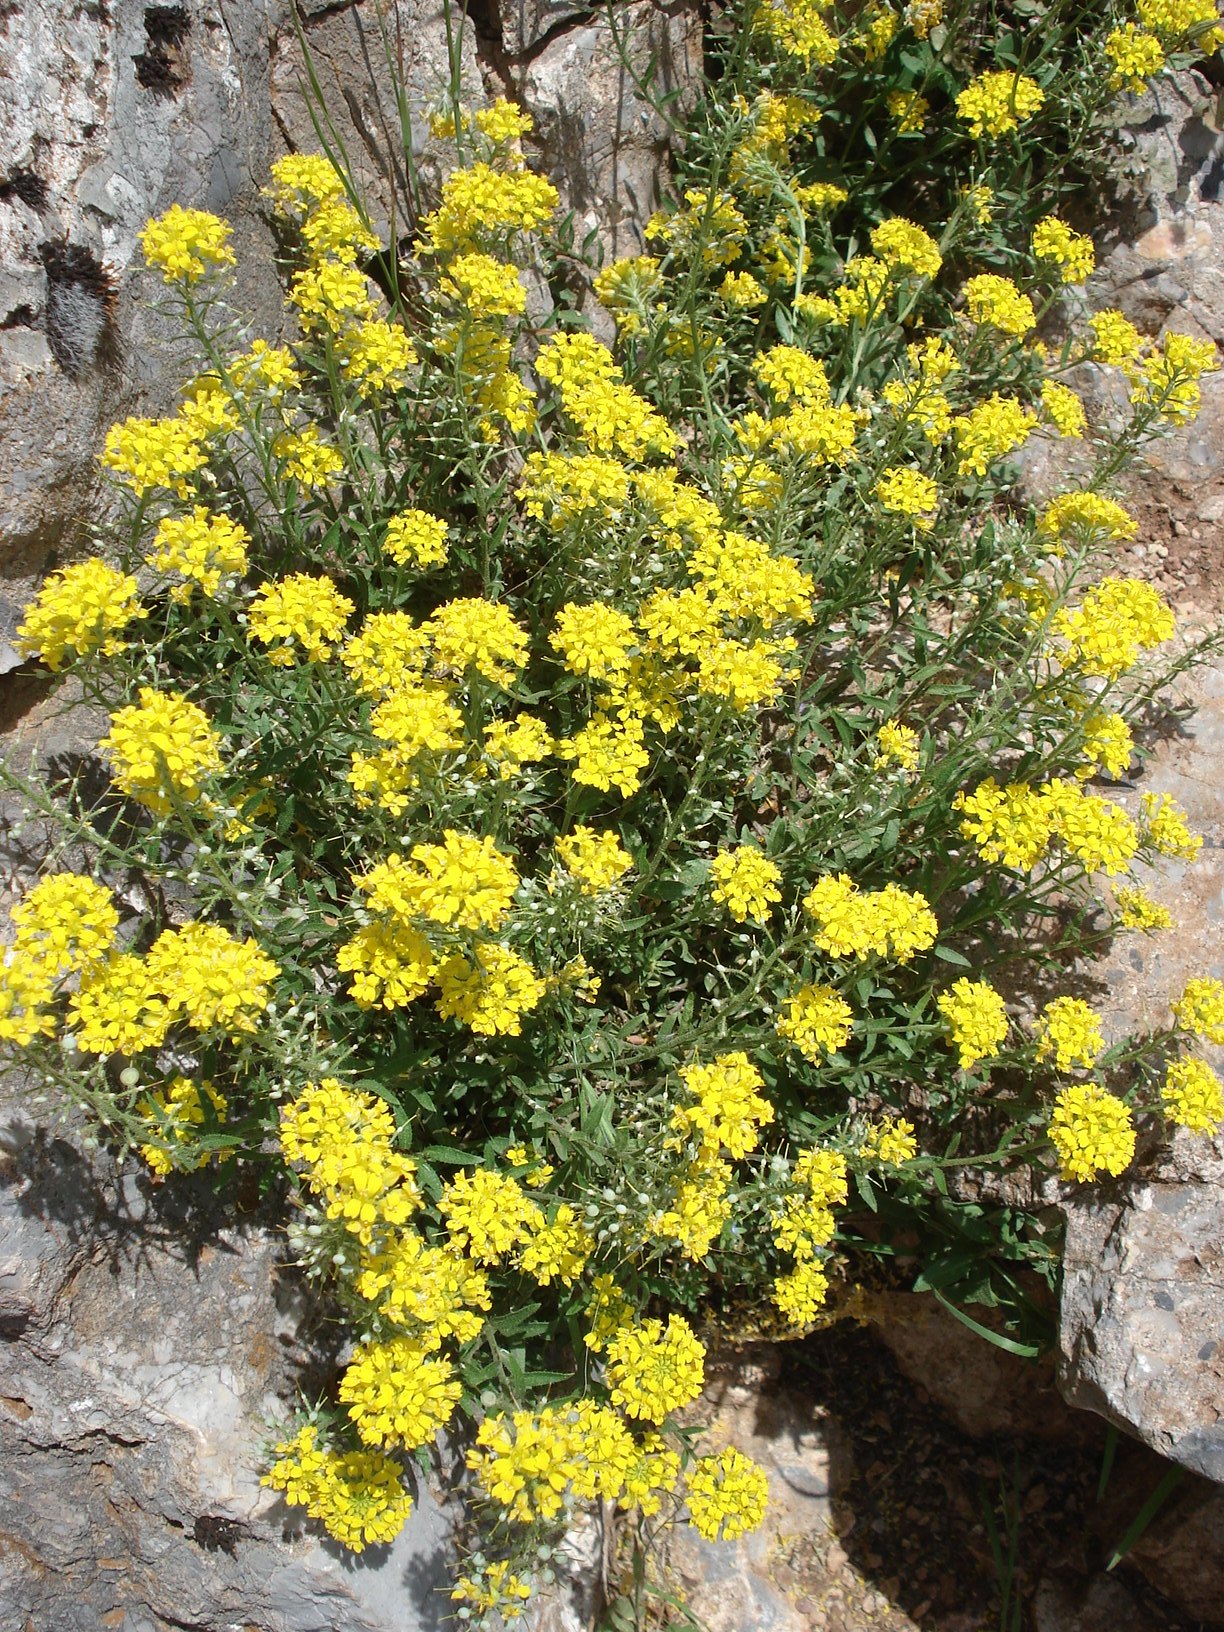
[752,0,838,65]
[1078,709,1134,779]
[1162,1057,1224,1132]
[963,275,1036,337]
[536,331,678,461]
[1041,381,1087,438]
[451,1562,534,1622]
[955,70,1045,138]
[936,978,1009,1070]
[1052,578,1175,678]
[419,161,559,259]
[101,415,208,498]
[1032,217,1095,284]
[708,845,782,922]
[102,688,224,815]
[859,1117,919,1165]
[555,826,634,894]
[280,1079,421,1240]
[1130,331,1219,425]
[803,873,938,962]
[1090,308,1144,367]
[870,218,943,280]
[672,1052,775,1159]
[383,509,449,569]
[263,1425,414,1552]
[1141,791,1202,860]
[1105,23,1165,91]
[1137,0,1224,51]
[140,206,235,284]
[876,721,921,770]
[17,560,145,672]
[1048,1083,1135,1182]
[150,508,250,600]
[775,983,853,1061]
[436,943,546,1036]
[953,394,1037,477]
[887,89,928,133]
[339,1336,462,1449]
[875,466,938,525]
[356,1227,491,1345]
[272,425,346,487]
[248,574,354,665]
[1172,976,1224,1044]
[606,1314,706,1422]
[1114,885,1173,932]
[359,832,519,931]
[1035,995,1105,1072]
[1037,492,1137,542]
[955,777,1138,876]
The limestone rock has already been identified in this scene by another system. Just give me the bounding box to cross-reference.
[0,1119,460,1632]
[1058,1164,1224,1485]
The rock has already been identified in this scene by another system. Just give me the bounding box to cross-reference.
[1129,1479,1224,1625]
[0,1120,461,1632]
[659,1355,842,1632]
[866,1291,1082,1443]
[519,1,703,261]
[1058,1171,1224,1485]
[1032,1570,1154,1632]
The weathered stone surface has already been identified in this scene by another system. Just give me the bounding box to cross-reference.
[1131,1480,1224,1625]
[518,1,702,261]
[867,1291,1083,1443]
[0,1117,461,1632]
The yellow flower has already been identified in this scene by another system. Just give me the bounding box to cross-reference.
[953,394,1036,476]
[776,984,853,1061]
[1114,886,1172,932]
[439,1167,542,1263]
[140,206,235,283]
[1105,24,1166,92]
[1048,1083,1135,1182]
[1035,995,1104,1072]
[936,978,1009,1070]
[272,425,345,487]
[708,846,782,922]
[1041,381,1087,439]
[425,597,529,685]
[963,274,1036,337]
[1089,309,1144,368]
[875,721,921,770]
[1161,1057,1224,1132]
[887,89,928,134]
[1172,976,1224,1044]
[248,574,354,665]
[1032,217,1095,284]
[150,508,249,600]
[102,688,224,815]
[138,1078,229,1177]
[359,833,518,932]
[752,0,838,64]
[673,1052,775,1159]
[10,873,119,979]
[1038,492,1136,542]
[606,1315,706,1423]
[262,1426,414,1554]
[339,1338,461,1449]
[773,1259,831,1325]
[875,467,938,526]
[870,218,942,280]
[956,70,1045,138]
[101,415,207,497]
[1052,579,1174,679]
[859,1117,918,1165]
[383,509,448,569]
[685,1447,769,1541]
[555,826,634,894]
[17,560,146,670]
[516,1204,595,1286]
[146,922,280,1035]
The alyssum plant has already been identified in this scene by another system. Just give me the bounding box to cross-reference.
[4,0,1224,1618]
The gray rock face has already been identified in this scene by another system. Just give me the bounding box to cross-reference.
[1059,1162,1224,1484]
[0,1119,460,1632]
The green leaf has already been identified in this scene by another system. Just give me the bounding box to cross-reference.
[933,944,972,967]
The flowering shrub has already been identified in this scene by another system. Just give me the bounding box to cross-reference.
[4,0,1224,1618]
